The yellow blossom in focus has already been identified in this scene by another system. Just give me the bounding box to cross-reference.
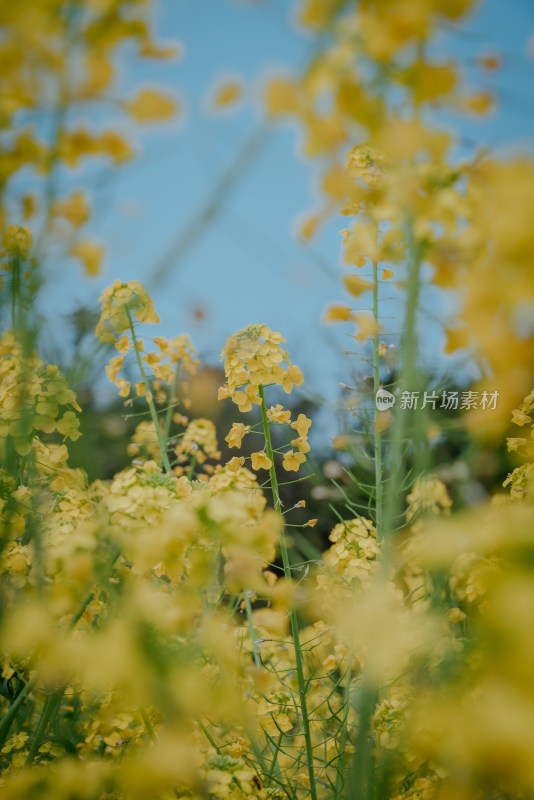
[291,414,312,438]
[96,280,159,343]
[219,324,303,410]
[267,404,292,424]
[250,451,272,471]
[225,423,251,449]
[282,450,306,472]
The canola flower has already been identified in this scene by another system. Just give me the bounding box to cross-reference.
[1,0,534,798]
[219,325,311,474]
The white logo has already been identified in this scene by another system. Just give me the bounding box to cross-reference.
[375,388,396,411]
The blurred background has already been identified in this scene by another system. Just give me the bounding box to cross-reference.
[13,0,533,527]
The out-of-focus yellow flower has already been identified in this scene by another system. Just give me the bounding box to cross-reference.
[264,76,300,116]
[1,225,33,259]
[124,88,178,123]
[54,190,90,228]
[70,240,104,276]
[209,78,242,110]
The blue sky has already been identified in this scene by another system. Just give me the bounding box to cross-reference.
[36,0,534,436]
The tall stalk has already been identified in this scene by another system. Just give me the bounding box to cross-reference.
[372,259,384,541]
[126,308,172,474]
[381,227,424,554]
[258,385,318,800]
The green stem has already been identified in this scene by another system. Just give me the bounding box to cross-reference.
[0,676,36,749]
[24,691,62,766]
[334,654,353,798]
[244,591,261,668]
[347,684,379,800]
[372,260,383,542]
[163,379,176,444]
[266,731,284,787]
[140,708,157,743]
[11,252,21,330]
[187,454,197,480]
[126,308,171,474]
[258,385,318,800]
[382,229,423,554]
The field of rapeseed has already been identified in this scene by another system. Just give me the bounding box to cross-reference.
[1,1,534,799]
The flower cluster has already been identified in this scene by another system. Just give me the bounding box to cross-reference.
[219,326,312,474]
[96,280,160,344]
[0,331,81,458]
[99,281,198,403]
[504,388,534,498]
[218,324,303,411]
[174,418,221,478]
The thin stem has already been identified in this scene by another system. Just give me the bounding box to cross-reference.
[334,654,353,798]
[11,252,21,330]
[372,260,383,541]
[126,308,171,474]
[163,379,176,444]
[140,708,158,743]
[258,384,318,800]
[244,591,261,668]
[187,454,197,480]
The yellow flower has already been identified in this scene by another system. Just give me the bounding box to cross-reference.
[115,335,130,354]
[96,280,159,343]
[343,274,373,297]
[56,411,82,441]
[511,408,531,427]
[54,191,90,228]
[125,88,178,123]
[177,419,220,461]
[291,436,310,454]
[267,404,291,424]
[323,304,354,323]
[210,78,242,110]
[250,451,272,471]
[225,423,250,449]
[226,456,245,473]
[291,414,312,438]
[264,76,300,117]
[353,313,380,341]
[2,225,33,259]
[507,438,527,452]
[70,240,104,276]
[282,450,306,472]
[219,324,303,410]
